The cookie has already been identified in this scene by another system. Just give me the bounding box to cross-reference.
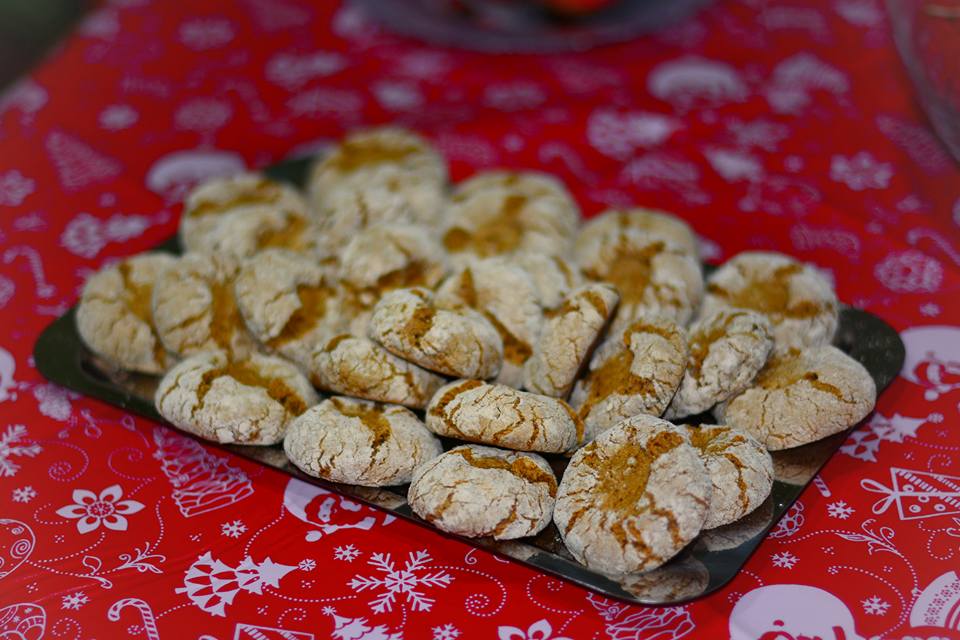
[191,207,318,259]
[426,379,582,453]
[309,334,446,409]
[76,253,177,374]
[576,225,703,330]
[180,173,310,252]
[700,251,838,354]
[554,415,710,575]
[578,207,700,259]
[339,223,448,304]
[152,253,256,359]
[509,253,583,310]
[407,444,557,540]
[570,318,688,441]
[715,345,877,450]
[234,249,339,367]
[435,258,542,387]
[524,283,619,398]
[155,350,317,445]
[284,396,442,487]
[683,424,773,529]
[369,287,503,379]
[312,187,418,260]
[308,127,447,226]
[664,310,773,420]
[441,172,580,264]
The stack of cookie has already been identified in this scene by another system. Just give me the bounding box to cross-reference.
[75,126,877,579]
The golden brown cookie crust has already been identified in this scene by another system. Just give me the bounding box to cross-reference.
[426,379,583,453]
[369,287,504,379]
[155,350,317,445]
[570,317,688,441]
[553,415,710,575]
[76,253,177,374]
[701,251,838,354]
[284,396,442,487]
[715,345,877,450]
[407,444,557,540]
[683,424,773,529]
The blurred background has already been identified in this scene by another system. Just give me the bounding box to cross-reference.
[0,0,89,89]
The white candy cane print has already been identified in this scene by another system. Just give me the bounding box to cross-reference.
[907,227,960,267]
[107,598,160,640]
[3,246,55,298]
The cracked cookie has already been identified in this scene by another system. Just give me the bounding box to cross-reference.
[155,350,317,445]
[554,414,710,575]
[509,253,583,310]
[309,334,446,409]
[715,345,876,450]
[408,444,557,540]
[524,283,619,399]
[575,224,703,331]
[435,258,542,387]
[664,309,773,420]
[285,396,442,487]
[234,249,339,368]
[570,318,688,441]
[578,207,700,259]
[339,223,448,306]
[700,251,838,354]
[152,253,256,359]
[190,207,319,259]
[180,173,310,253]
[425,380,583,453]
[683,424,773,529]
[76,253,177,374]
[369,287,503,379]
[441,171,580,265]
[308,127,447,226]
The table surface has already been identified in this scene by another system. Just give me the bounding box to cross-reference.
[1,1,959,639]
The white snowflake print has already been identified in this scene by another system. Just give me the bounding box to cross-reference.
[220,520,247,539]
[483,82,546,111]
[298,558,316,571]
[498,619,573,640]
[61,591,89,610]
[349,549,453,614]
[334,544,361,562]
[827,501,855,520]
[434,623,461,640]
[771,551,798,569]
[862,595,890,615]
[920,303,941,317]
[830,152,893,190]
[174,98,232,132]
[0,170,35,206]
[12,485,36,503]
[178,18,234,50]
[0,424,42,477]
[99,105,138,131]
[56,485,145,534]
[265,51,347,90]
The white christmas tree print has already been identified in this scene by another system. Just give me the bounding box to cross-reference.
[323,607,402,640]
[176,552,295,617]
[0,424,42,477]
[349,549,453,614]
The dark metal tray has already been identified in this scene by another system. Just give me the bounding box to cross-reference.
[33,160,905,605]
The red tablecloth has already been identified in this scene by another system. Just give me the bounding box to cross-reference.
[2,1,960,638]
